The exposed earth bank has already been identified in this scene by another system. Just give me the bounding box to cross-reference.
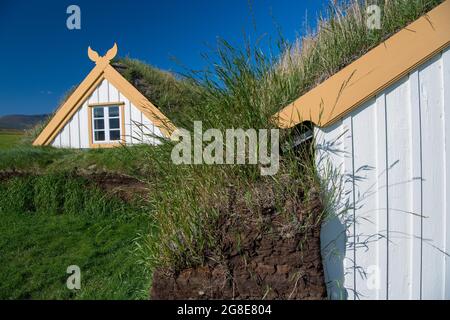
[151,183,327,300]
[0,170,148,202]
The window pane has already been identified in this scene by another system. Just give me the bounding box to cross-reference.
[94,119,105,130]
[93,107,104,118]
[110,130,121,141]
[109,118,120,129]
[109,106,119,117]
[94,131,105,141]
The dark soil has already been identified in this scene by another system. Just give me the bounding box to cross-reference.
[82,171,148,202]
[151,181,327,300]
[0,170,28,181]
[0,170,148,202]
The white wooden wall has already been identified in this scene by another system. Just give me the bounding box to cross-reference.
[318,46,450,300]
[51,78,164,148]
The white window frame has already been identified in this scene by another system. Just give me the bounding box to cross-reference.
[91,105,123,144]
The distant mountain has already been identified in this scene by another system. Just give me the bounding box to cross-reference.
[0,114,49,131]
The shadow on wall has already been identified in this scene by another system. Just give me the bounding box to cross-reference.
[317,125,393,300]
[316,126,351,300]
[317,125,450,300]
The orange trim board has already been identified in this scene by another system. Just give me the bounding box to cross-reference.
[33,43,176,146]
[273,0,450,129]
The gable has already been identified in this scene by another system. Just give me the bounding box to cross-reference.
[50,78,164,148]
[33,44,175,146]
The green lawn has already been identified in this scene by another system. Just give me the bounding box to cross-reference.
[0,175,153,300]
[0,131,24,150]
[0,210,152,299]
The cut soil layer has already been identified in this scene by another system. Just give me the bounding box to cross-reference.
[151,181,327,300]
[0,170,148,202]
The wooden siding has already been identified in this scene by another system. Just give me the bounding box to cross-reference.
[318,47,450,300]
[51,78,163,148]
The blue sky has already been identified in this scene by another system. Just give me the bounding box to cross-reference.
[0,0,325,116]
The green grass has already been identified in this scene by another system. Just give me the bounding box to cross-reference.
[113,57,201,125]
[0,131,24,150]
[0,175,153,299]
[137,0,444,273]
[0,208,151,299]
[0,144,151,174]
[279,0,443,99]
[0,0,443,299]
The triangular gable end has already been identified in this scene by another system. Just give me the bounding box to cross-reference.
[33,43,176,147]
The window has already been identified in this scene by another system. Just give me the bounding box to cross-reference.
[92,105,122,144]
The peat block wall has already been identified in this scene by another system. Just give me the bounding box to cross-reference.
[151,185,327,300]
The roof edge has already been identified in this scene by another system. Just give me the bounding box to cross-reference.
[273,0,450,129]
[103,65,176,138]
[33,62,107,146]
[33,44,176,146]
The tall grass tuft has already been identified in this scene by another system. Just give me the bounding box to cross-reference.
[0,174,129,216]
[33,173,65,214]
[137,0,444,274]
[113,57,202,124]
[0,177,35,214]
[278,0,443,97]
[138,37,322,272]
[2,0,442,282]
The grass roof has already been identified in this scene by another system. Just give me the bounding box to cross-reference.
[112,57,201,125]
[277,0,444,104]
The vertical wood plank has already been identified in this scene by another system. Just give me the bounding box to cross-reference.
[317,120,348,299]
[343,115,356,299]
[69,112,80,148]
[317,48,450,301]
[442,48,450,299]
[77,108,82,148]
[60,125,70,147]
[128,99,133,144]
[153,126,163,144]
[51,133,61,148]
[97,79,108,102]
[89,85,99,104]
[419,54,446,300]
[79,102,89,148]
[351,99,380,299]
[141,116,155,145]
[120,93,132,144]
[108,80,120,102]
[408,70,423,300]
[130,103,143,143]
[386,77,414,299]
[375,93,388,300]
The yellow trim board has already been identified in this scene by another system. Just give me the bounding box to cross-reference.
[33,43,176,146]
[104,65,176,138]
[33,62,105,146]
[88,101,125,107]
[273,0,450,129]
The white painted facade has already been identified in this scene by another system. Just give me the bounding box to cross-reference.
[318,47,450,299]
[51,78,164,148]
